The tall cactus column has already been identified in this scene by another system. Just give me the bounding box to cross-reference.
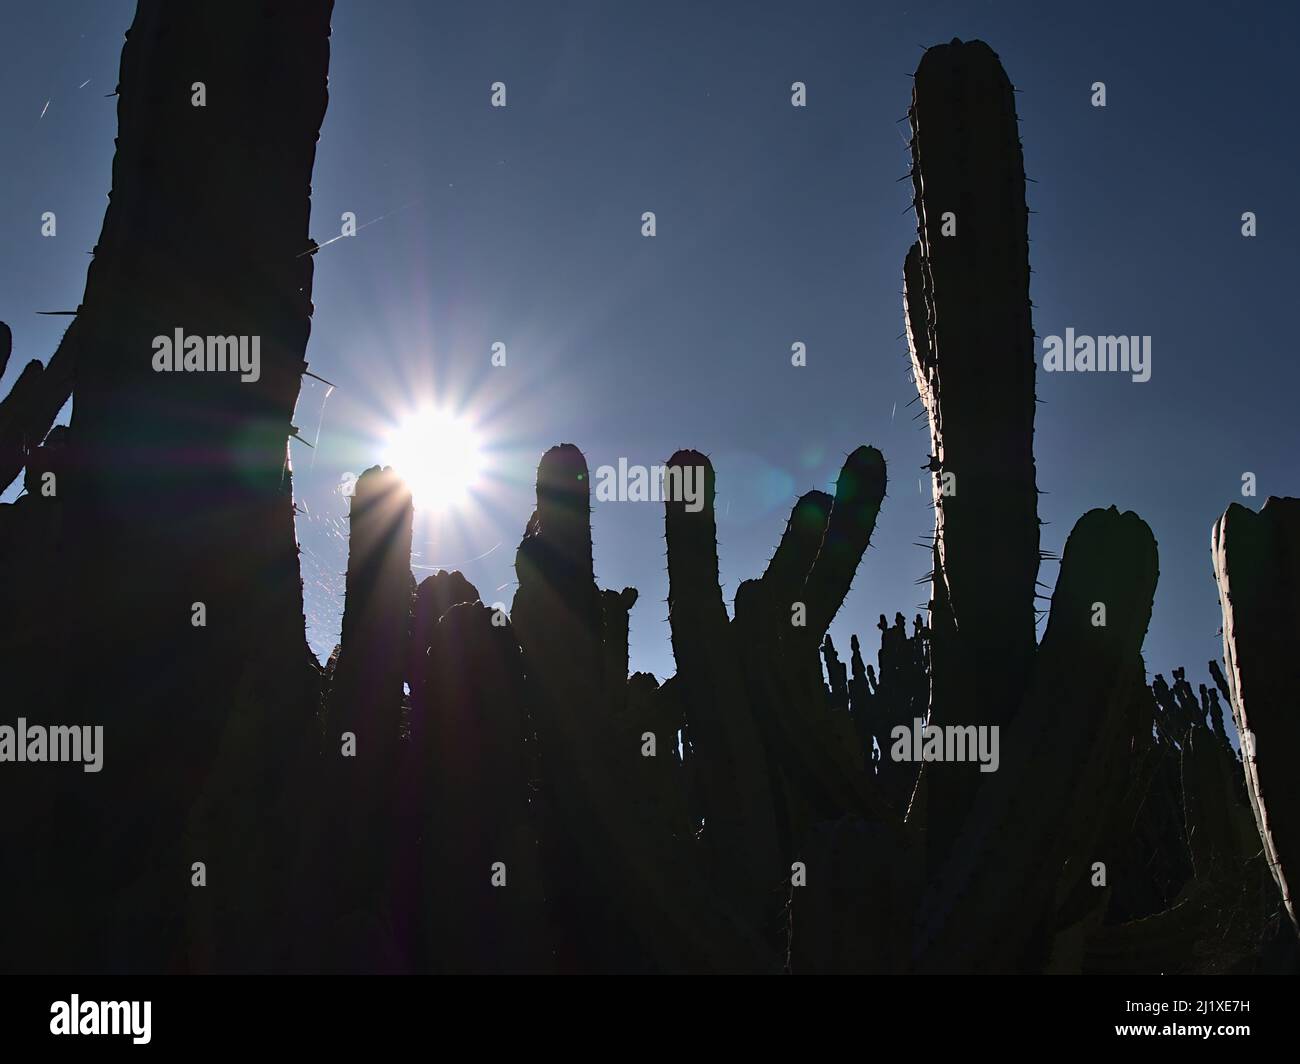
[513,445,656,968]
[316,465,413,968]
[665,450,784,940]
[907,39,1041,856]
[1212,497,1300,932]
[326,466,414,765]
[0,0,336,971]
[65,1,331,693]
[510,445,744,971]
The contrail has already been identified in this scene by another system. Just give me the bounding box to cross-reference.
[298,199,421,257]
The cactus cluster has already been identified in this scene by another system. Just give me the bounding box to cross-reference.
[0,12,1295,973]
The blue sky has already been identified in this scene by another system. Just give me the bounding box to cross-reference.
[2,0,1296,684]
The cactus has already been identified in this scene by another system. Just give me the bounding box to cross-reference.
[0,321,75,494]
[848,614,930,811]
[325,466,414,747]
[1212,497,1300,931]
[887,39,1277,974]
[0,359,53,491]
[61,0,330,698]
[906,37,1040,860]
[600,586,638,715]
[0,0,333,973]
[0,16,1294,977]
[913,508,1158,971]
[665,450,784,933]
[510,445,748,971]
[310,465,414,967]
[408,568,481,703]
[407,600,549,972]
[508,445,622,966]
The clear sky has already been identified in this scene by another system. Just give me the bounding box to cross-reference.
[3,0,1296,685]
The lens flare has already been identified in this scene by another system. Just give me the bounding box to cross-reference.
[379,407,485,511]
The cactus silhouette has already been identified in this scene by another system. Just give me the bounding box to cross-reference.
[905,37,1040,862]
[0,13,1294,977]
[1212,497,1300,932]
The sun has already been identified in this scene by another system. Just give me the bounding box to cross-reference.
[379,407,486,511]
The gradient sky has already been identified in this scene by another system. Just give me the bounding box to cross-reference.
[3,0,1296,686]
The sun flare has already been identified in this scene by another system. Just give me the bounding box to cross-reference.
[379,407,485,511]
